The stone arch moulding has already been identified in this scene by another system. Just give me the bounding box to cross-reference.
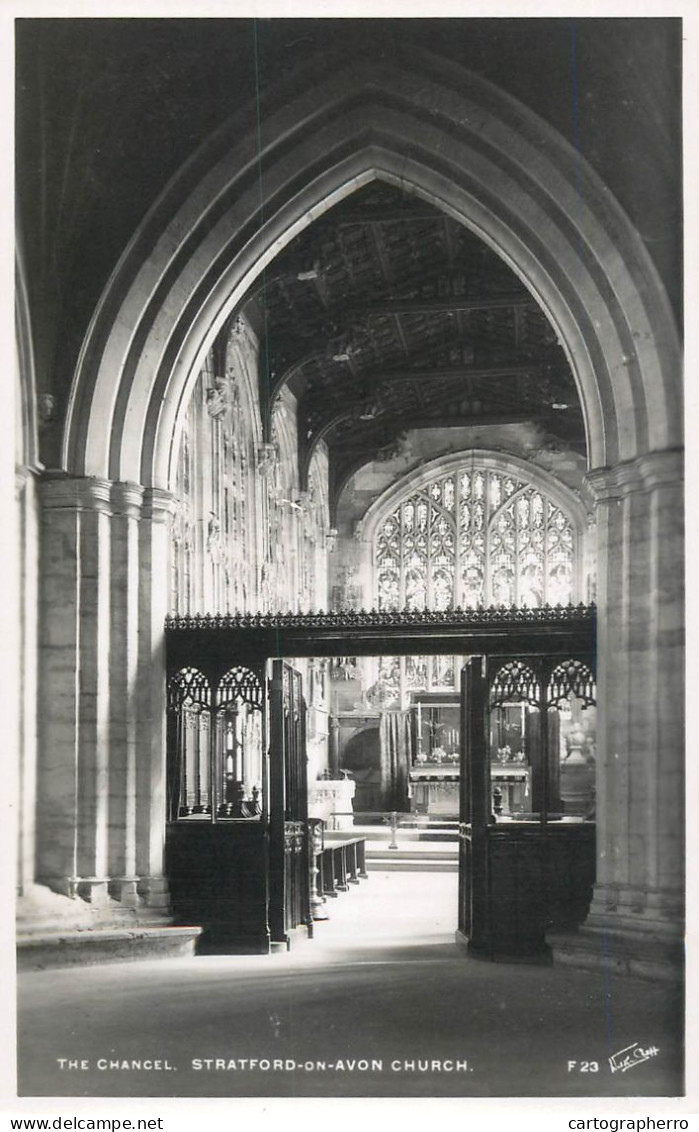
[15,249,40,472]
[62,50,682,491]
[358,449,588,546]
[355,448,590,607]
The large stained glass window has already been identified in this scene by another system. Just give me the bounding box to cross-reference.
[376,465,576,612]
[373,462,579,702]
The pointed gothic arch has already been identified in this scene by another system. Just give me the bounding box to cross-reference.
[29,43,682,977]
[60,49,680,490]
[15,249,40,473]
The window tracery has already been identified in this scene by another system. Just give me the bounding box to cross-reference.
[376,465,576,613]
[373,459,580,701]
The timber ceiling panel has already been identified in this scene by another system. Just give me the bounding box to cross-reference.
[241,181,584,506]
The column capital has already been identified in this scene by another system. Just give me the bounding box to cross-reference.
[110,482,145,518]
[37,474,161,519]
[585,448,683,503]
[38,472,114,513]
[141,487,177,523]
[635,448,684,491]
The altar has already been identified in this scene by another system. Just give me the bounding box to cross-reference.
[409,697,461,818]
[405,694,533,820]
[308,777,356,830]
[408,765,460,817]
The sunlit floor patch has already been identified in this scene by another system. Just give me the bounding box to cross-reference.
[17,870,683,1099]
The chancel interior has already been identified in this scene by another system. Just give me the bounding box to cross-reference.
[15,17,683,1081]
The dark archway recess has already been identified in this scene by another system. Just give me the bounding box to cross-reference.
[340,727,382,814]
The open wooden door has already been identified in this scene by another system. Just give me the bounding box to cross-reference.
[458,654,598,962]
[457,655,490,954]
[268,659,313,948]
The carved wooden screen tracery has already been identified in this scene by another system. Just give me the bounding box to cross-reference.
[547,660,596,709]
[489,660,542,709]
[215,666,264,818]
[486,656,597,822]
[167,668,212,819]
[167,664,264,821]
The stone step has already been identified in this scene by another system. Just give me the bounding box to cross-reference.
[548,927,684,983]
[346,824,458,843]
[367,858,459,872]
[399,820,459,831]
[366,845,457,860]
[17,926,202,971]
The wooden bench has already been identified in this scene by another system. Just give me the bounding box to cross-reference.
[317,837,367,898]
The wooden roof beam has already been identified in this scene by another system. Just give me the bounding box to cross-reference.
[347,294,534,316]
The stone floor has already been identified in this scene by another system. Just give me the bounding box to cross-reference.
[17,870,684,1099]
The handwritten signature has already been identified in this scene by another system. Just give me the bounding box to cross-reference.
[609,1043,660,1073]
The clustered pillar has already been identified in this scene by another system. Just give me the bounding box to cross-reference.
[35,475,175,921]
[568,451,684,969]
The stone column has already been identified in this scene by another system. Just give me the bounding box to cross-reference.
[16,465,40,897]
[329,715,341,778]
[551,451,684,979]
[37,476,113,902]
[34,475,175,922]
[107,483,144,906]
[135,488,177,910]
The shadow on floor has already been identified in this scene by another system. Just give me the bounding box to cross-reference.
[17,872,684,1099]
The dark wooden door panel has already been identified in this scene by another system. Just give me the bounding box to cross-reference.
[269,660,312,946]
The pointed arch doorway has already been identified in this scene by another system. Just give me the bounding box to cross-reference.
[51,46,681,973]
